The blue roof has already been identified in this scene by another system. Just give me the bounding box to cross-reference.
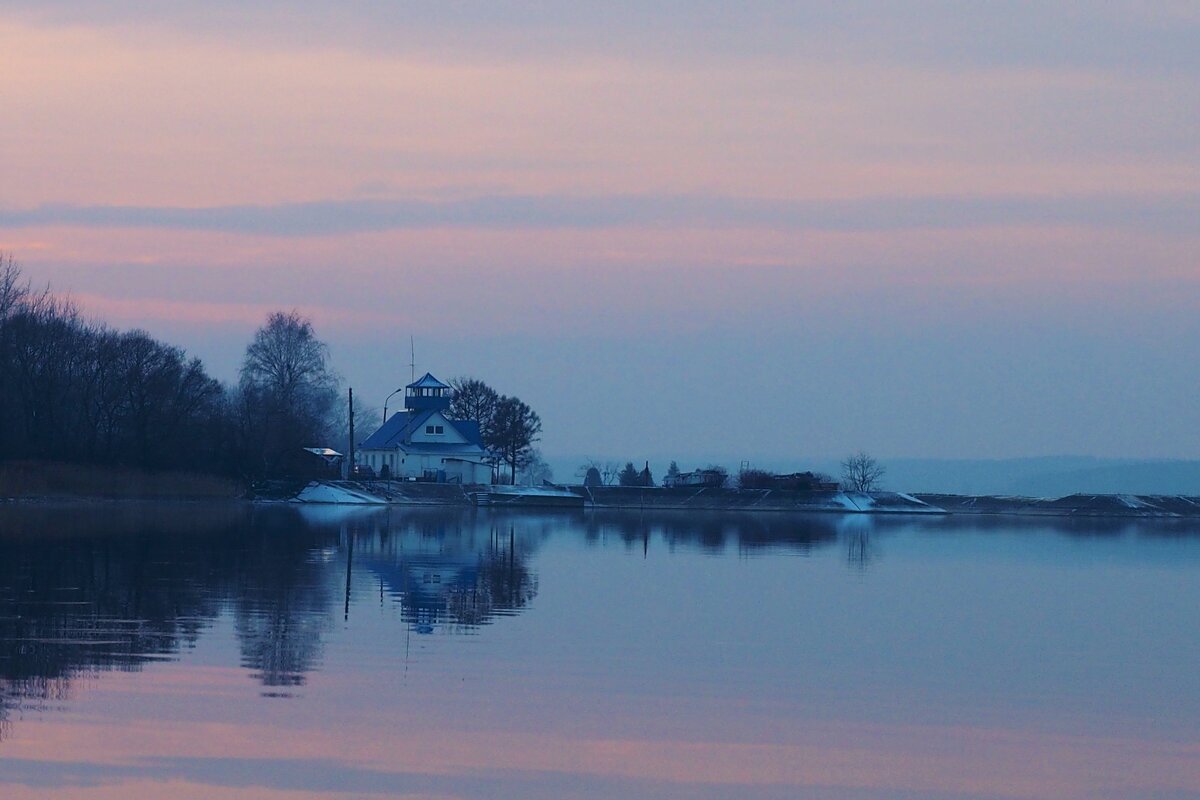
[452,419,482,446]
[359,409,433,449]
[407,372,450,390]
[359,409,484,450]
[402,442,487,455]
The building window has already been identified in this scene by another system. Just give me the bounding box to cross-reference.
[425,425,444,435]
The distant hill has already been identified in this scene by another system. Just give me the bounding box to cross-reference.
[813,457,1200,497]
[1002,460,1200,498]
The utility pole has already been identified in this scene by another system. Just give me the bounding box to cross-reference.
[347,387,356,481]
[409,336,415,384]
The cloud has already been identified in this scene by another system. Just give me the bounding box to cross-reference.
[8,2,1200,74]
[1,193,1196,237]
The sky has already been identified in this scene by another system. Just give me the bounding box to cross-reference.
[1,2,1197,468]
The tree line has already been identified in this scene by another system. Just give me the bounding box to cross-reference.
[2,252,886,492]
[0,254,337,480]
[575,455,885,491]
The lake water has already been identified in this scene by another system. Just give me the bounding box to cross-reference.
[1,503,1199,800]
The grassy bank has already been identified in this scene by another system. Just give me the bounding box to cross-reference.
[0,461,243,501]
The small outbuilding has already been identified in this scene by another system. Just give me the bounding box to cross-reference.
[663,468,728,488]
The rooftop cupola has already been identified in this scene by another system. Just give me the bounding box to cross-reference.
[405,372,452,413]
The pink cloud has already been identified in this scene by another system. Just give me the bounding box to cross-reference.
[7,219,1194,343]
[68,292,395,332]
[8,675,1200,800]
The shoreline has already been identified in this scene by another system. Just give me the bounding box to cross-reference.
[1,467,1197,520]
[2,491,1199,520]
[278,480,1200,519]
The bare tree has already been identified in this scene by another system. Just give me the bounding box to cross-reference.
[238,311,339,476]
[841,451,885,492]
[0,253,231,472]
[517,449,553,486]
[487,396,542,484]
[2,291,91,458]
[576,457,629,486]
[0,251,29,321]
[447,377,499,426]
[240,311,336,406]
[576,457,602,482]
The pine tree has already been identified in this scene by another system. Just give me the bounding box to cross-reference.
[618,462,640,486]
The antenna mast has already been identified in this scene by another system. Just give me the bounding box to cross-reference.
[409,336,415,383]
[346,387,355,480]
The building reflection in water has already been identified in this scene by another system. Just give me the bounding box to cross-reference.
[344,509,542,634]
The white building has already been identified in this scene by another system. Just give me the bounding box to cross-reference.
[356,373,492,484]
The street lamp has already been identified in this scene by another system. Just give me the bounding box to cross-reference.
[382,386,404,424]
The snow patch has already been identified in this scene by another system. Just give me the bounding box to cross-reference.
[293,482,387,504]
[485,486,578,498]
[1117,494,1152,509]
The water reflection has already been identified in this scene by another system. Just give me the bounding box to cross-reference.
[916,511,1200,539]
[347,511,541,633]
[3,503,1199,744]
[0,504,550,732]
[0,505,240,736]
[0,505,317,721]
[233,534,333,694]
[584,509,842,555]
[3,504,1200,799]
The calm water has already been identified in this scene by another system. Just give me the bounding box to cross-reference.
[1,504,1199,800]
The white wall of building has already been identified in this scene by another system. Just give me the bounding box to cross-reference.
[408,412,468,444]
[357,447,491,485]
[356,410,490,484]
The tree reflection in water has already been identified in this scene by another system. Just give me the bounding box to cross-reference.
[0,503,1008,739]
[232,531,333,694]
[0,504,253,736]
[839,516,875,570]
[587,509,844,556]
[0,504,549,734]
